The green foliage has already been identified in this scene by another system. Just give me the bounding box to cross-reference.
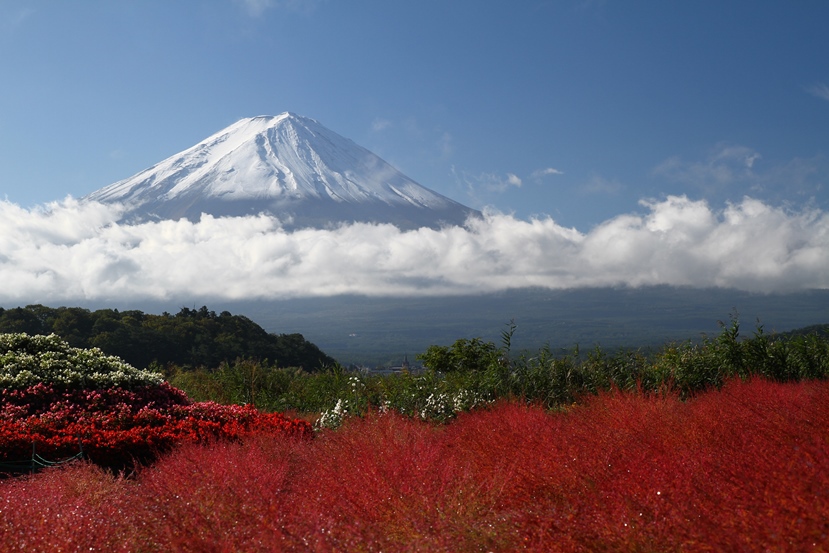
[0,305,336,371]
[417,338,499,372]
[167,318,829,426]
[0,333,163,390]
[7,311,826,428]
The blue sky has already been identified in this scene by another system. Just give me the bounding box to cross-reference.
[2,1,827,229]
[1,1,828,303]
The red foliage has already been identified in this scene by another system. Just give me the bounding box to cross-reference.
[1,378,828,551]
[0,381,190,418]
[0,382,312,471]
[0,463,137,552]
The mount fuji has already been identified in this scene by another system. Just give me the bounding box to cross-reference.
[85,113,479,230]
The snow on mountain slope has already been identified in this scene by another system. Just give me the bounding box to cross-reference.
[85,113,478,230]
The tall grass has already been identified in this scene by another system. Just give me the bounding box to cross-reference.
[2,378,827,551]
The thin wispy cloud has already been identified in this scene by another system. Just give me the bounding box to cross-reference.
[235,0,272,17]
[437,131,454,159]
[652,144,762,196]
[455,170,524,197]
[807,83,829,102]
[1,7,35,35]
[234,0,320,17]
[531,168,564,180]
[0,195,826,303]
[582,174,623,195]
[759,155,826,200]
[463,168,563,196]
[655,147,826,202]
[371,118,392,132]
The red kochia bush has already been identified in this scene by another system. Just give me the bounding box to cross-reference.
[283,378,829,551]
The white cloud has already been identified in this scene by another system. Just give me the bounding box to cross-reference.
[0,195,827,303]
[455,170,524,197]
[531,168,564,179]
[807,83,829,102]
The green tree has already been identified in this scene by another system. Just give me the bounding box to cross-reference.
[0,307,45,335]
[0,304,336,371]
[417,337,499,373]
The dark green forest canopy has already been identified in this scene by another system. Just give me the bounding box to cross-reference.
[0,305,336,371]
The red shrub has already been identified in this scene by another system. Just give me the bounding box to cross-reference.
[0,392,313,472]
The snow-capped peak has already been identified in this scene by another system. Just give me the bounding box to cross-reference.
[85,113,478,229]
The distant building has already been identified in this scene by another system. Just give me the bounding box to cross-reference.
[368,355,424,375]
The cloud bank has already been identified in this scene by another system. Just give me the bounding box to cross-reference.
[1,195,827,303]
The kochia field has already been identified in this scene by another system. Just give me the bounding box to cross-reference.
[2,377,827,552]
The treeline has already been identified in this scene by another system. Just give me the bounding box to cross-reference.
[0,305,336,371]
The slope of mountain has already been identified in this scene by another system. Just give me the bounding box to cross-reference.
[85,113,478,230]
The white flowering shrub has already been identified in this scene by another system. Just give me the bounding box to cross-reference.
[0,333,163,390]
[315,398,348,430]
[452,389,489,413]
[417,389,491,421]
[418,392,454,421]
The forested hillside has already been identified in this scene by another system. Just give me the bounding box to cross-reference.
[0,305,335,371]
[780,323,829,339]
